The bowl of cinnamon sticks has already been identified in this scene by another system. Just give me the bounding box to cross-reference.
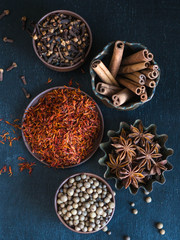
[90,41,160,110]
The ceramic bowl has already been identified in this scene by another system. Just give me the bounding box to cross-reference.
[90,41,160,111]
[98,119,173,194]
[32,10,92,72]
[21,87,104,168]
[54,172,115,233]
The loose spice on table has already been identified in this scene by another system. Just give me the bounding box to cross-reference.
[22,88,101,168]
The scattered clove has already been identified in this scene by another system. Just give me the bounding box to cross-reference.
[22,87,31,99]
[0,69,4,81]
[21,75,27,85]
[0,10,10,20]
[6,62,17,72]
[21,16,27,30]
[3,37,14,43]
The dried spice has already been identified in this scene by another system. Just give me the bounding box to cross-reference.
[0,165,12,177]
[33,13,90,67]
[19,162,36,175]
[106,121,171,190]
[22,88,101,168]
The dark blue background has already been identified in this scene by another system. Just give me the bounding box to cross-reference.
[0,0,179,239]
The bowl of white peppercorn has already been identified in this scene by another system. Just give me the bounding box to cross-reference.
[54,173,115,234]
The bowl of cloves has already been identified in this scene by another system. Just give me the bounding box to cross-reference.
[99,119,173,194]
[32,10,92,72]
[90,41,160,111]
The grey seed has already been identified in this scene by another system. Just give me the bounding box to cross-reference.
[96,207,103,215]
[104,197,110,203]
[82,226,87,232]
[71,209,77,215]
[156,222,163,229]
[75,226,81,231]
[77,182,83,188]
[132,209,138,215]
[73,215,79,220]
[145,196,152,203]
[102,184,107,189]
[97,188,102,194]
[73,220,79,226]
[90,205,96,212]
[99,202,104,207]
[82,211,87,216]
[130,202,135,207]
[124,236,131,240]
[68,220,73,226]
[84,182,90,188]
[60,195,68,202]
[72,203,78,209]
[62,208,67,215]
[87,188,93,194]
[92,185,96,189]
[159,229,165,235]
[89,212,96,218]
[88,227,93,232]
[57,199,62,205]
[93,193,98,199]
[102,226,108,232]
[69,178,75,184]
[81,174,87,179]
[75,176,81,181]
[73,197,80,203]
[107,231,111,235]
[108,202,115,209]
[60,203,65,208]
[79,215,85,221]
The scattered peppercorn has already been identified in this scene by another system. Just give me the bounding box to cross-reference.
[107,231,112,235]
[132,208,138,215]
[156,222,163,229]
[130,202,135,207]
[159,229,165,235]
[145,196,152,203]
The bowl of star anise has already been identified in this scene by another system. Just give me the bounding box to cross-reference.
[99,119,174,194]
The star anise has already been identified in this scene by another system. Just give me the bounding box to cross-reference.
[111,128,127,144]
[117,165,145,189]
[136,142,162,170]
[111,136,136,161]
[150,159,167,175]
[128,122,154,146]
[107,154,129,175]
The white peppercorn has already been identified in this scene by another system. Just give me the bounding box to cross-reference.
[79,215,85,221]
[81,174,86,179]
[72,203,78,209]
[87,188,93,194]
[132,209,138,215]
[104,197,110,203]
[89,212,96,218]
[84,182,90,188]
[102,226,108,232]
[159,229,165,235]
[145,196,152,203]
[69,178,75,184]
[156,222,163,229]
[60,195,68,202]
[71,209,77,215]
[96,207,103,215]
[108,202,115,209]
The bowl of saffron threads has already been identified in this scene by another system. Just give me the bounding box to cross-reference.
[21,86,104,168]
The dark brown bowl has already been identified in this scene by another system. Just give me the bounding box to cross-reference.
[21,87,104,168]
[54,172,116,234]
[32,10,92,72]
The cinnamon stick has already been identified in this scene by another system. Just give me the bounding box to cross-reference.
[148,64,159,71]
[122,73,145,85]
[109,41,124,78]
[91,60,119,86]
[140,92,148,102]
[121,49,153,65]
[132,72,146,81]
[141,69,159,79]
[96,82,122,97]
[145,79,156,88]
[140,85,146,93]
[112,88,135,107]
[118,62,150,74]
[116,77,142,95]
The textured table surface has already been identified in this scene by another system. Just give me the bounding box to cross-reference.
[0,0,180,239]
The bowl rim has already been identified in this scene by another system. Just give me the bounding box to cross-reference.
[21,86,104,168]
[90,41,160,111]
[32,10,92,72]
[54,172,116,234]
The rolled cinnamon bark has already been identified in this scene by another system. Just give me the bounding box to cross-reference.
[121,49,154,65]
[145,79,156,88]
[118,62,150,74]
[140,85,146,93]
[141,69,159,79]
[148,64,159,71]
[109,41,124,78]
[132,72,146,81]
[122,73,145,85]
[96,82,122,97]
[116,77,142,95]
[140,92,148,102]
[112,88,135,107]
[91,60,119,86]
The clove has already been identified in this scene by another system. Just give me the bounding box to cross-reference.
[0,10,10,20]
[21,75,27,85]
[6,62,17,72]
[0,69,4,81]
[22,88,31,99]
[3,37,14,43]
